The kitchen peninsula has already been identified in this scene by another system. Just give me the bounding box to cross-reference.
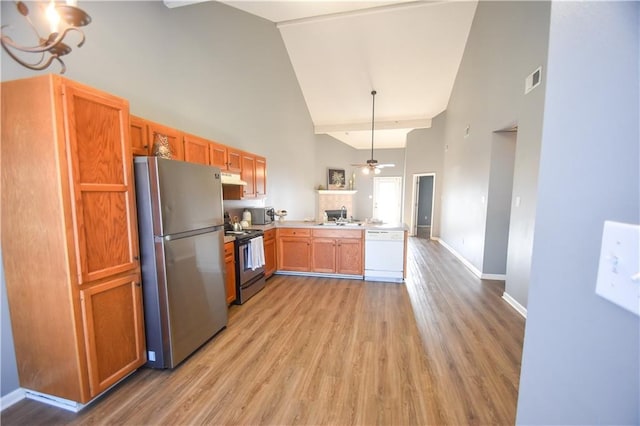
[252,221,408,280]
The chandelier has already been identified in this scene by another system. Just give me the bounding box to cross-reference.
[1,0,91,74]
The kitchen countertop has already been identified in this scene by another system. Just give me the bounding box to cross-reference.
[247,221,408,232]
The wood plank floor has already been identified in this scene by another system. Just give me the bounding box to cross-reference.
[1,238,525,425]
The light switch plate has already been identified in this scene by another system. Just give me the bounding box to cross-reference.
[595,221,640,316]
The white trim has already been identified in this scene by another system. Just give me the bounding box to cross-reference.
[437,239,482,278]
[481,273,506,281]
[502,292,527,318]
[275,271,363,280]
[316,190,357,195]
[24,390,86,413]
[0,388,25,411]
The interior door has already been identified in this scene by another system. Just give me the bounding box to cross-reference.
[372,176,402,224]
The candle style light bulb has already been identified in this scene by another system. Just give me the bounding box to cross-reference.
[46,0,61,33]
[66,0,78,5]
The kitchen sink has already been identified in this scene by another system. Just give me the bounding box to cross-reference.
[317,222,363,227]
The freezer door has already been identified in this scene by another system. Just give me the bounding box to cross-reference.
[141,157,224,236]
[158,229,228,367]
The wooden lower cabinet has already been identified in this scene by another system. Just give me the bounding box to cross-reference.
[312,229,363,275]
[277,228,363,276]
[224,241,236,304]
[277,228,311,272]
[335,238,363,275]
[263,228,277,278]
[80,274,145,396]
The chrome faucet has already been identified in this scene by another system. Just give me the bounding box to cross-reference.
[336,206,347,223]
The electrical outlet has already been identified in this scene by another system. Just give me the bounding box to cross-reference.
[148,351,156,362]
[595,221,640,316]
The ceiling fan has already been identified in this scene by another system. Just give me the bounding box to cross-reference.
[351,90,395,175]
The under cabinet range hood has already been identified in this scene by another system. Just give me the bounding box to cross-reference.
[221,172,247,186]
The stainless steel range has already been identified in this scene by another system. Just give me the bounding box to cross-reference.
[226,229,266,304]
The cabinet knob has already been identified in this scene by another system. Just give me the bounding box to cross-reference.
[135,282,141,287]
[134,256,139,260]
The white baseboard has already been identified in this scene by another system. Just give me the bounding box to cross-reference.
[482,273,506,281]
[502,292,527,318]
[437,239,482,278]
[437,240,508,281]
[24,389,86,412]
[0,388,25,411]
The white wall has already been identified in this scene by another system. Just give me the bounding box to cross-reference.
[439,1,550,290]
[517,2,639,423]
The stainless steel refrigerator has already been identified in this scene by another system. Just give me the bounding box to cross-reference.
[134,157,228,368]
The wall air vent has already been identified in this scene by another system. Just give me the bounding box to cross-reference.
[525,66,542,94]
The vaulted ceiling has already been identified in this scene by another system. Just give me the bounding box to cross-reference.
[164,1,478,149]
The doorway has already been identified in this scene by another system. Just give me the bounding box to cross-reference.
[372,176,402,224]
[410,173,436,239]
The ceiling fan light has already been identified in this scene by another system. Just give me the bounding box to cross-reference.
[362,167,370,175]
[374,167,381,175]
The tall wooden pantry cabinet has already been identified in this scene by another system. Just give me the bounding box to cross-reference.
[1,75,146,407]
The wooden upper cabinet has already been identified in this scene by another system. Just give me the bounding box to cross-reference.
[227,148,242,173]
[210,141,229,170]
[183,133,211,166]
[129,115,150,156]
[147,121,184,161]
[62,81,140,284]
[255,155,266,197]
[241,152,256,198]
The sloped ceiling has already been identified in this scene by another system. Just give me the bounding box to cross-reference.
[165,1,478,149]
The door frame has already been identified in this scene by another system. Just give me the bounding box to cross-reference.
[410,173,436,238]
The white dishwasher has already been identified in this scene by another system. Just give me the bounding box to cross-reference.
[364,229,405,282]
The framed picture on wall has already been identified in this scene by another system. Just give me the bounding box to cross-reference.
[327,168,346,190]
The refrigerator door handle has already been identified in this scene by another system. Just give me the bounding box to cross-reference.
[155,226,222,242]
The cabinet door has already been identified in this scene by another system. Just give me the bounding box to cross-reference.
[337,238,363,275]
[183,133,211,166]
[147,121,184,161]
[210,142,228,170]
[80,274,145,397]
[129,115,149,156]
[277,237,310,271]
[263,229,276,278]
[227,148,242,173]
[311,238,336,273]
[224,242,236,304]
[255,156,266,197]
[62,81,140,284]
[241,153,256,198]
